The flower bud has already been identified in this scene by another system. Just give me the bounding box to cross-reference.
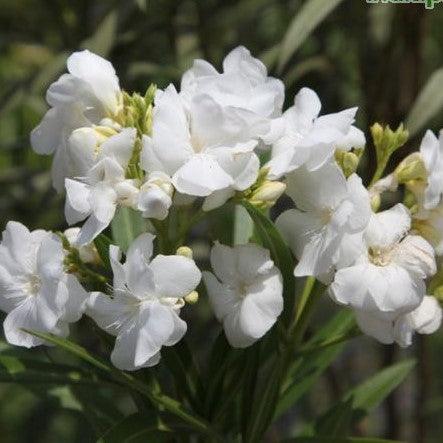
[63,228,101,265]
[335,150,360,177]
[176,246,193,259]
[138,172,173,220]
[184,290,199,304]
[394,152,427,184]
[371,122,409,157]
[250,181,286,208]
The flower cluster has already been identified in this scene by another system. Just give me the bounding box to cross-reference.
[0,46,442,372]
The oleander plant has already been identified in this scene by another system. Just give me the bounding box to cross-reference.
[1,45,443,443]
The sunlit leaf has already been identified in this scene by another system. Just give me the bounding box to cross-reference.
[278,0,345,72]
[111,207,147,253]
[406,68,443,137]
[82,11,118,57]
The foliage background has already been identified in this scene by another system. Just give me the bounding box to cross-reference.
[0,0,443,441]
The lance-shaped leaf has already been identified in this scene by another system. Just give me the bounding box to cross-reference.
[23,330,216,438]
[312,359,416,436]
[111,207,147,252]
[278,0,346,72]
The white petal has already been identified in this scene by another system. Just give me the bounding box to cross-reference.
[100,128,136,169]
[393,235,436,278]
[62,274,89,322]
[292,88,321,122]
[365,204,411,248]
[67,50,120,113]
[202,271,239,321]
[149,255,201,298]
[64,179,92,225]
[86,292,123,336]
[202,188,235,212]
[238,269,283,340]
[111,302,177,370]
[138,186,172,220]
[1,222,33,271]
[172,154,234,197]
[37,235,64,281]
[355,310,394,344]
[285,162,348,211]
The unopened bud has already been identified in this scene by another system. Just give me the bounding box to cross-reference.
[394,153,427,184]
[184,291,199,304]
[336,150,360,177]
[250,181,286,206]
[371,122,409,158]
[176,246,193,259]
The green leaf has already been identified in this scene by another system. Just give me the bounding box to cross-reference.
[0,355,106,386]
[276,310,356,419]
[313,359,416,436]
[98,412,172,443]
[233,204,254,245]
[284,438,402,443]
[111,207,147,252]
[278,0,345,72]
[23,331,216,437]
[406,67,443,137]
[241,201,295,326]
[94,234,113,270]
[82,11,118,57]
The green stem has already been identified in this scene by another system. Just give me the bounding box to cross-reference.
[369,155,390,187]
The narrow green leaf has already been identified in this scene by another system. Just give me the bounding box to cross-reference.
[242,201,295,325]
[82,11,118,57]
[278,0,345,72]
[233,204,254,245]
[0,355,105,386]
[23,330,216,437]
[94,234,113,270]
[276,311,356,419]
[111,207,147,252]
[406,67,443,137]
[313,359,416,436]
[98,412,172,443]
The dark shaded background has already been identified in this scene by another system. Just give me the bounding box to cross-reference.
[1,0,443,442]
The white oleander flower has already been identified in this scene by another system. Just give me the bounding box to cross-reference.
[138,172,174,220]
[276,162,371,279]
[65,158,139,246]
[141,84,261,201]
[419,129,443,210]
[355,296,442,347]
[265,88,364,179]
[330,204,436,317]
[87,233,201,371]
[31,50,124,191]
[203,242,283,348]
[0,222,88,347]
[180,46,284,123]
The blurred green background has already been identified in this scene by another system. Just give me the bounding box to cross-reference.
[1,0,443,442]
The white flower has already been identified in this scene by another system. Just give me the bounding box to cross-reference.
[330,204,436,317]
[138,172,173,220]
[64,228,100,264]
[276,162,371,279]
[355,296,442,347]
[0,222,88,348]
[181,46,284,123]
[203,242,283,348]
[419,129,443,210]
[265,88,363,179]
[87,233,201,371]
[31,50,123,191]
[141,85,261,200]
[64,129,138,245]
